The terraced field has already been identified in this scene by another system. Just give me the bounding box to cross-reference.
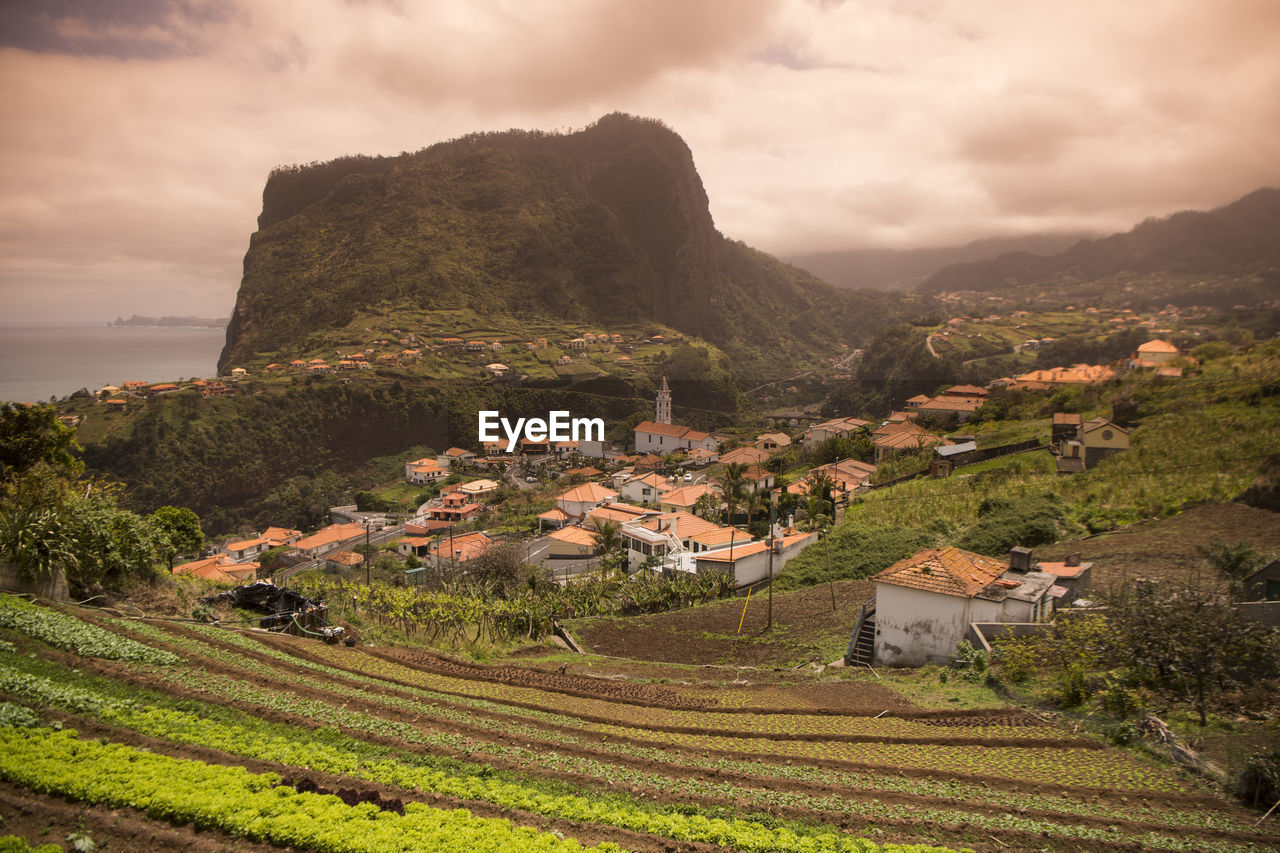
[1,594,1277,852]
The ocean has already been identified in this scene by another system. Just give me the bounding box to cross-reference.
[0,324,227,403]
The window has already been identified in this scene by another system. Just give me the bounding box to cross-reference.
[1101,430,1113,440]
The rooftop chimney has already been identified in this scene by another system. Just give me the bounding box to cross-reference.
[1009,547,1033,572]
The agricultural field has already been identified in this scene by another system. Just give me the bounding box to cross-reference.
[2,593,1278,852]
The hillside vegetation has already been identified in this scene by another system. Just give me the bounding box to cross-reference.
[779,338,1280,590]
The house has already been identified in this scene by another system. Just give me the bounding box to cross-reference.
[262,527,302,547]
[326,550,365,571]
[754,433,791,454]
[586,502,654,529]
[400,531,493,567]
[97,385,120,397]
[171,555,258,584]
[905,395,931,409]
[546,525,599,559]
[457,479,500,498]
[405,458,447,484]
[536,507,572,532]
[657,482,718,514]
[222,537,269,562]
[915,395,985,422]
[485,363,510,377]
[424,492,484,523]
[1131,339,1180,366]
[619,471,671,505]
[941,385,989,399]
[692,529,816,588]
[105,398,128,411]
[1058,418,1129,471]
[1014,364,1117,386]
[1051,413,1083,447]
[293,523,369,559]
[802,417,869,449]
[1035,553,1093,601]
[810,457,877,493]
[437,447,476,468]
[1242,559,1280,602]
[871,422,944,462]
[873,546,1059,666]
[718,446,770,468]
[463,340,487,352]
[557,482,618,518]
[740,464,775,494]
[564,466,604,480]
[148,383,179,394]
[633,421,719,455]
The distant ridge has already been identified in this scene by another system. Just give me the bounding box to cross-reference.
[918,188,1280,295]
[111,314,228,328]
[783,232,1093,292]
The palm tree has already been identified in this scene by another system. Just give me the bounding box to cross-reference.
[716,463,749,525]
[592,519,624,581]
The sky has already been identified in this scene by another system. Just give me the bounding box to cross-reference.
[1,0,1278,323]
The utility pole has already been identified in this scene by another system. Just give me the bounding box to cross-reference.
[365,521,372,586]
[766,494,776,631]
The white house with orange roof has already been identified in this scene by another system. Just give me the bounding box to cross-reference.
[556,482,618,518]
[293,523,369,559]
[1129,339,1180,368]
[872,546,1058,666]
[619,471,671,504]
[802,417,869,449]
[404,457,447,484]
[633,420,719,455]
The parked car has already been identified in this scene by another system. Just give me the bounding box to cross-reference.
[683,473,693,482]
[525,476,538,483]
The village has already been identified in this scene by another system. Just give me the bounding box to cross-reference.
[157,329,1280,673]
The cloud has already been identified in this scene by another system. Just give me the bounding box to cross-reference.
[0,0,1278,320]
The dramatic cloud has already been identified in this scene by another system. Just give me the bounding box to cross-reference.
[1,0,1277,321]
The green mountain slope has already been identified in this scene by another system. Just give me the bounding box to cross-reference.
[220,113,917,380]
[918,187,1280,305]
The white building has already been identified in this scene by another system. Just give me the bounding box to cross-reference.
[872,546,1059,666]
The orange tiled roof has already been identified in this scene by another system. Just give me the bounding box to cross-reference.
[719,446,769,466]
[696,540,769,562]
[172,555,258,582]
[1137,339,1178,354]
[640,511,721,540]
[658,483,717,508]
[874,546,1007,598]
[294,523,367,551]
[548,526,598,547]
[558,482,618,503]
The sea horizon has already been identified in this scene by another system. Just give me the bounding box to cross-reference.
[0,323,227,403]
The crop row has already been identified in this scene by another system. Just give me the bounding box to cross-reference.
[0,660,976,853]
[0,596,176,665]
[100,620,1193,795]
[5,640,1265,848]
[284,636,1066,743]
[0,726,620,853]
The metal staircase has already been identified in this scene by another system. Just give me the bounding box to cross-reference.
[844,597,876,666]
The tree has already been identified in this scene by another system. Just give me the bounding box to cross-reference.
[798,472,837,611]
[1110,584,1280,726]
[592,520,626,580]
[692,491,720,520]
[0,402,82,482]
[152,506,204,569]
[716,463,749,525]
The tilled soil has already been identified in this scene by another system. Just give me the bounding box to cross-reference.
[571,579,878,667]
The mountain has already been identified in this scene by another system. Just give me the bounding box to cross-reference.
[782,233,1092,292]
[918,188,1280,301]
[220,114,916,379]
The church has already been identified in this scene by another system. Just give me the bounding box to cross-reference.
[632,377,720,455]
